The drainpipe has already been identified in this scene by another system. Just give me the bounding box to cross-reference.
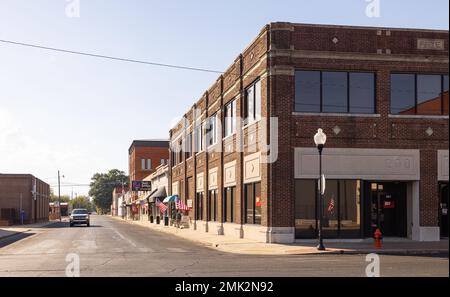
[239,54,245,239]
[218,75,225,236]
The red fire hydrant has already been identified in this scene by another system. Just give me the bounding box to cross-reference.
[374,228,382,249]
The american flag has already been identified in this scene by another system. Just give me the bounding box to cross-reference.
[327,196,335,213]
[176,198,190,211]
[155,198,167,214]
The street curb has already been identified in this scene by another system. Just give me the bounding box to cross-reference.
[290,250,449,257]
[110,217,449,257]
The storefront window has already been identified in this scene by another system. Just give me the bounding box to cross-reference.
[322,180,339,237]
[245,182,261,225]
[195,192,203,221]
[208,190,217,222]
[339,180,361,237]
[224,187,235,223]
[245,184,254,224]
[295,180,316,238]
[295,179,362,238]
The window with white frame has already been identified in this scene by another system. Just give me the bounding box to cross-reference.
[245,80,261,124]
[224,99,237,137]
[206,114,218,147]
[141,159,152,170]
[194,122,204,153]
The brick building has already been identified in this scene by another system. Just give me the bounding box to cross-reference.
[0,174,50,225]
[128,140,169,218]
[169,23,449,243]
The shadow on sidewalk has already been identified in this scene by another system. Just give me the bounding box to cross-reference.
[0,232,35,248]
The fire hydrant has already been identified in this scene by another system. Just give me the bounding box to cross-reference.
[374,228,382,249]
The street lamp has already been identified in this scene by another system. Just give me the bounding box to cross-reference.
[314,128,327,251]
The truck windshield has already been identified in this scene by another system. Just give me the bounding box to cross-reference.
[72,209,88,214]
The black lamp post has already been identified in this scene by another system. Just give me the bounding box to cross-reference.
[314,128,327,251]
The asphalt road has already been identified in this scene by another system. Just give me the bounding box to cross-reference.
[0,215,448,277]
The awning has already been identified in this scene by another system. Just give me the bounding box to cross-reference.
[163,195,178,203]
[139,188,158,203]
[148,186,167,203]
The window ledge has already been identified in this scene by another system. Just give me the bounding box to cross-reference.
[243,119,261,130]
[388,114,449,119]
[223,133,236,142]
[292,112,381,118]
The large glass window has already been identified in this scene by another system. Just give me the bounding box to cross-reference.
[224,99,237,138]
[417,74,442,115]
[339,180,361,237]
[245,80,262,124]
[391,74,415,114]
[245,182,261,225]
[391,73,448,115]
[195,192,204,221]
[295,179,361,238]
[208,190,217,222]
[194,122,204,153]
[295,71,321,112]
[185,132,193,159]
[349,73,375,113]
[294,180,317,238]
[224,187,235,223]
[323,72,348,113]
[206,114,218,147]
[444,75,449,115]
[295,70,376,114]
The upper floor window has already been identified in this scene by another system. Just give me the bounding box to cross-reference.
[224,99,237,137]
[141,159,152,170]
[391,73,449,115]
[295,70,375,114]
[194,121,204,153]
[185,132,193,159]
[245,80,261,124]
[206,113,218,147]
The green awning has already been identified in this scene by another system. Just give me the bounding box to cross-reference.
[163,195,178,203]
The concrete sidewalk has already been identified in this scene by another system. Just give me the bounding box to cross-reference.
[111,216,449,256]
[0,221,59,241]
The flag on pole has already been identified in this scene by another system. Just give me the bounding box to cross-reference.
[327,196,335,213]
[155,198,167,214]
[175,198,190,211]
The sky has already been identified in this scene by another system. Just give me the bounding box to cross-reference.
[0,0,448,196]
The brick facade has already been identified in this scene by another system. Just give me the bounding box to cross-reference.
[0,174,50,224]
[169,23,449,242]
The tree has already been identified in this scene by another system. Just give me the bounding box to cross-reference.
[70,195,94,211]
[49,194,70,203]
[89,169,128,214]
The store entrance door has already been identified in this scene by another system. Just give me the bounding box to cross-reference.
[365,182,407,237]
[440,183,449,238]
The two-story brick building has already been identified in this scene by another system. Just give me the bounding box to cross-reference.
[169,22,449,243]
[128,140,169,219]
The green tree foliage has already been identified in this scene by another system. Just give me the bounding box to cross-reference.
[49,194,70,203]
[70,195,94,211]
[89,169,128,214]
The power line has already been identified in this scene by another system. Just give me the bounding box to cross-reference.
[0,39,225,75]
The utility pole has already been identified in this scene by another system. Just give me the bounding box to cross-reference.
[58,170,62,222]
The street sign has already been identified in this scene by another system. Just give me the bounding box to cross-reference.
[132,181,151,191]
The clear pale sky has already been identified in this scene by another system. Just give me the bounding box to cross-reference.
[0,0,448,196]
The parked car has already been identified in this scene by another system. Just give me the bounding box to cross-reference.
[69,209,90,227]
